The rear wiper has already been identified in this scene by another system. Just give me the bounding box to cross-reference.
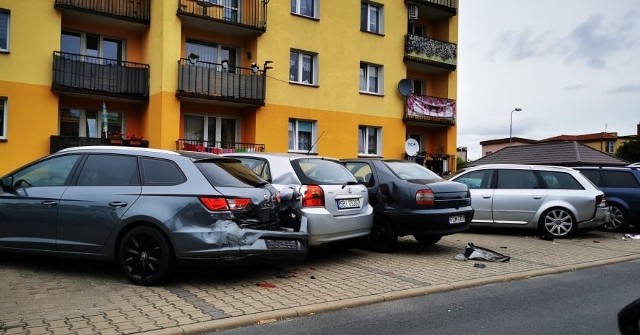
[342,181,359,188]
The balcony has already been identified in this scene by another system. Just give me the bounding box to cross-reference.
[404,34,457,72]
[403,94,456,127]
[406,0,457,20]
[54,0,150,26]
[52,51,150,101]
[177,0,267,37]
[177,59,266,106]
[50,135,149,154]
[176,139,265,153]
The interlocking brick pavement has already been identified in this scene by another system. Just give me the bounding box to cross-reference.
[1,230,639,335]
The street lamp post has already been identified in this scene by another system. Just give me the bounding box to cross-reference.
[509,108,522,145]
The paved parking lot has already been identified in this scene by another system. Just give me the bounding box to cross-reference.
[1,229,639,335]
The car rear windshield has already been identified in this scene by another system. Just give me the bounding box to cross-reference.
[195,159,268,187]
[384,161,442,181]
[290,158,357,185]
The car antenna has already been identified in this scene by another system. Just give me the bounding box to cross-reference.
[307,131,325,155]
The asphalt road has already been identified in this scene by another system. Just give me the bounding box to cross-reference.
[211,259,640,335]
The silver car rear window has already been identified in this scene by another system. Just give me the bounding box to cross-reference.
[195,160,268,187]
[291,158,357,185]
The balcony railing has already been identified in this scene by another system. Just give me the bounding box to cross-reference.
[176,139,265,154]
[177,0,267,34]
[50,135,149,154]
[52,51,150,100]
[404,34,457,71]
[403,94,456,126]
[54,0,150,24]
[177,59,266,105]
[410,0,458,10]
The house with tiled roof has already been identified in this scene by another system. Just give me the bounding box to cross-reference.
[468,141,629,167]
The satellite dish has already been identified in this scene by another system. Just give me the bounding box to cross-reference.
[404,138,419,157]
[398,79,413,96]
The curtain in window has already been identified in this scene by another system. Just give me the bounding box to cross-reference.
[358,126,365,153]
[186,42,218,64]
[367,127,378,155]
[288,121,295,150]
[368,66,378,93]
[298,121,312,150]
[302,54,313,84]
[359,65,366,91]
[184,115,204,141]
[300,0,313,16]
[290,52,299,81]
[368,6,379,33]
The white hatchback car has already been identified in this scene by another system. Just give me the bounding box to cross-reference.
[224,153,374,246]
[450,164,609,238]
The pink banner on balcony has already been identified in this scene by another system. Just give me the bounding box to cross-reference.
[406,94,456,118]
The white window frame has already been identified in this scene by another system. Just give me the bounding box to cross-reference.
[0,9,9,52]
[59,108,125,138]
[0,97,7,140]
[288,119,317,153]
[605,141,615,153]
[291,0,318,19]
[360,62,383,94]
[290,50,318,85]
[358,125,382,156]
[409,78,426,95]
[361,2,384,34]
[184,114,240,145]
[61,31,126,63]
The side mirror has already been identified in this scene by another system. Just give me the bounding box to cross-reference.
[1,175,14,192]
[619,297,640,335]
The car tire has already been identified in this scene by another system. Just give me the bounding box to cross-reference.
[539,207,576,238]
[367,217,397,253]
[413,235,442,245]
[601,204,628,232]
[117,225,175,286]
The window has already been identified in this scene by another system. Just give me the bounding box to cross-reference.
[141,158,186,186]
[360,63,383,94]
[61,31,124,63]
[290,158,357,185]
[59,108,124,138]
[184,114,238,147]
[605,141,615,153]
[204,0,239,22]
[289,119,316,152]
[602,170,640,188]
[0,97,6,139]
[12,155,81,187]
[410,79,425,95]
[344,162,374,186]
[497,169,539,189]
[361,2,383,34]
[0,9,9,52]
[537,171,584,190]
[456,170,494,189]
[186,40,237,70]
[290,50,317,85]
[358,125,381,156]
[408,23,424,36]
[233,157,272,182]
[291,0,317,18]
[77,155,139,186]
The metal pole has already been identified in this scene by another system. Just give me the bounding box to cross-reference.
[509,108,522,145]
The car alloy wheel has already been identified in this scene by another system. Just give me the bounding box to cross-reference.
[602,205,628,232]
[367,217,397,253]
[118,226,174,286]
[541,208,575,238]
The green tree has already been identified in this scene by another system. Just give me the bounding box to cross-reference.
[456,156,469,170]
[616,138,640,163]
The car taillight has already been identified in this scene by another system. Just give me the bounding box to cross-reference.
[302,185,324,207]
[416,189,435,206]
[596,194,607,207]
[199,197,251,211]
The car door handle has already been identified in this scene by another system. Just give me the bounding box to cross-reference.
[109,202,128,208]
[41,201,58,207]
[533,196,542,199]
[482,195,492,199]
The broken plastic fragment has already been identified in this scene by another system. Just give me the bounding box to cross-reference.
[463,242,510,262]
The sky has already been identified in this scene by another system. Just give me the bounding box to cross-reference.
[457,0,640,160]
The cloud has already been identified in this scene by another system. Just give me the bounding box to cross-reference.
[563,84,588,91]
[607,83,640,94]
[487,27,556,61]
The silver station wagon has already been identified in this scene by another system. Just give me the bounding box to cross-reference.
[224,153,374,247]
[451,164,610,238]
[0,147,308,285]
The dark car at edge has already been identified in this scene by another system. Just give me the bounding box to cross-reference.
[342,159,474,252]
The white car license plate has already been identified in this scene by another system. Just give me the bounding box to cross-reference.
[449,215,466,224]
[337,198,360,209]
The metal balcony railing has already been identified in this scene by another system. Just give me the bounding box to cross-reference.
[50,135,149,154]
[52,51,150,100]
[54,0,150,24]
[177,0,267,33]
[404,94,456,126]
[177,58,266,105]
[176,139,265,154]
[404,34,457,70]
[410,0,458,10]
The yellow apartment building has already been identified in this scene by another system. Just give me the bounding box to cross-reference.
[0,0,460,176]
